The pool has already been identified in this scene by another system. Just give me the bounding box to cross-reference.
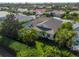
[72,27,79,51]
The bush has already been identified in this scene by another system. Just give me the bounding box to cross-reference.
[54,29,75,47]
[35,41,76,57]
[17,48,37,57]
[61,22,73,30]
[0,35,29,56]
[18,28,40,43]
[35,41,44,56]
[9,41,27,52]
[0,35,76,57]
[54,22,76,47]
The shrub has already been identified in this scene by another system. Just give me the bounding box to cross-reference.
[54,29,75,47]
[35,41,76,57]
[54,22,76,47]
[35,41,44,56]
[0,35,29,56]
[0,35,76,57]
[18,28,40,43]
[17,48,37,57]
[9,41,27,52]
[61,22,73,30]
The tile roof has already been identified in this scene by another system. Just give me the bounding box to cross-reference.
[36,17,62,32]
[0,11,9,18]
[32,16,50,26]
[15,13,33,22]
[73,22,79,29]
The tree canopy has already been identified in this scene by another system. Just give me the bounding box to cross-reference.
[0,14,20,39]
[54,22,76,47]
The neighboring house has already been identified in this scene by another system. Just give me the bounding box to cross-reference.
[70,11,79,14]
[71,27,79,51]
[15,13,36,22]
[17,8,28,12]
[28,15,36,20]
[0,11,10,21]
[71,23,79,51]
[33,9,46,15]
[73,22,79,29]
[46,6,52,9]
[53,17,74,23]
[0,7,9,11]
[15,13,36,28]
[52,10,65,17]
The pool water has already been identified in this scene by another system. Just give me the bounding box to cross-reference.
[72,27,79,50]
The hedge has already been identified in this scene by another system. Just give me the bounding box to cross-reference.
[0,35,77,57]
[0,35,45,57]
[0,36,31,57]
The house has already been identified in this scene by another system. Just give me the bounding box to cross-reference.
[46,6,52,9]
[17,8,28,12]
[0,11,10,21]
[32,16,50,26]
[33,9,46,15]
[15,13,35,28]
[31,16,62,39]
[28,15,36,20]
[70,22,79,51]
[15,13,35,22]
[0,7,9,11]
[36,18,62,34]
[73,22,79,29]
[71,27,79,51]
[70,11,79,14]
[51,10,65,17]
[53,17,74,23]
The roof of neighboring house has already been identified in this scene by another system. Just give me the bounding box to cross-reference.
[73,22,79,29]
[15,13,32,22]
[17,8,28,12]
[0,11,9,18]
[52,10,65,15]
[53,17,74,23]
[70,11,79,14]
[28,15,36,20]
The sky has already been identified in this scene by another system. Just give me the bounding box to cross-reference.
[0,0,79,3]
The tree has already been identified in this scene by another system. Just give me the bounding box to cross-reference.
[54,22,76,47]
[61,22,73,30]
[1,14,20,39]
[18,28,40,43]
[43,12,53,17]
[55,29,75,47]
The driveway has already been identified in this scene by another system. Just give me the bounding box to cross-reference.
[0,46,13,57]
